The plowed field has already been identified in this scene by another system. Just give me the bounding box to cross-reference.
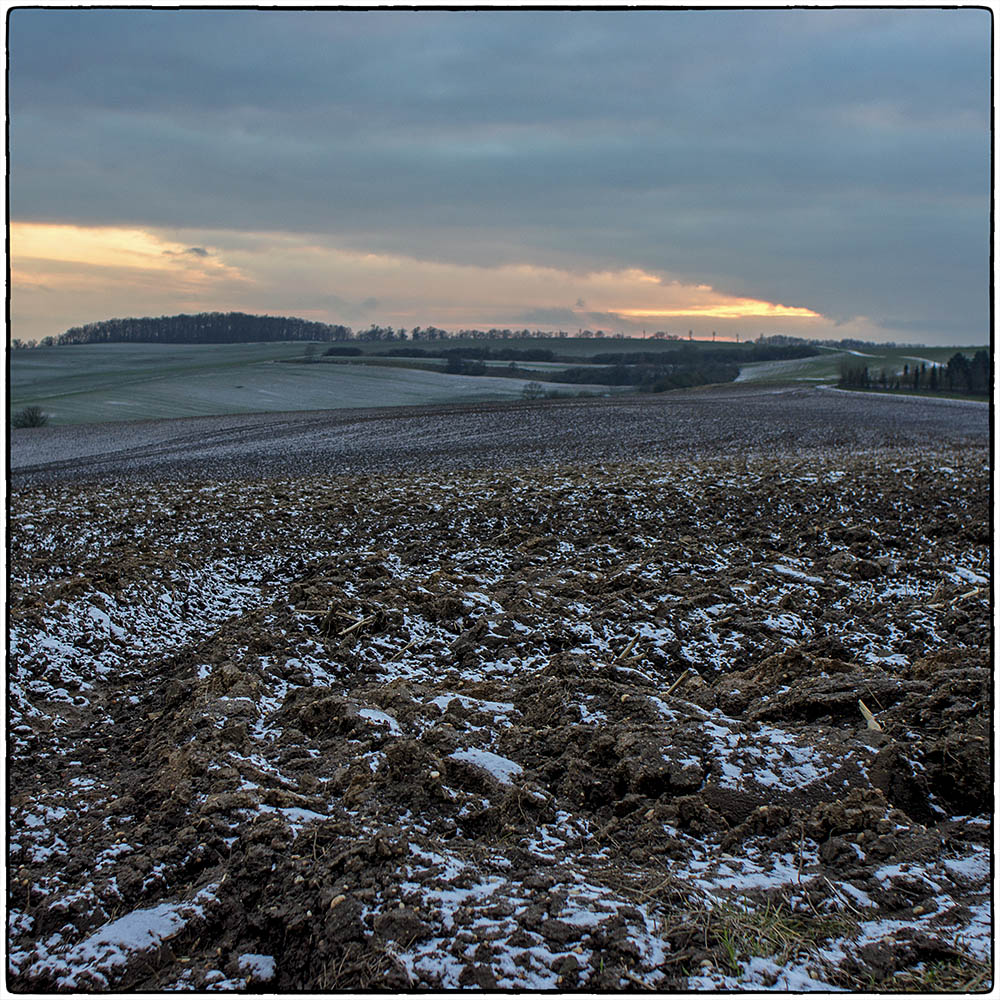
[8,387,992,991]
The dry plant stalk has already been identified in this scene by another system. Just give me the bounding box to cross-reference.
[389,637,418,662]
[612,634,640,664]
[338,614,377,637]
[663,668,692,698]
[858,699,882,731]
[927,587,981,609]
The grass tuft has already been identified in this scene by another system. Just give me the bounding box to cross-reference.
[887,956,992,993]
[704,895,858,979]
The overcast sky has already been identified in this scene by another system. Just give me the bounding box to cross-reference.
[8,7,991,344]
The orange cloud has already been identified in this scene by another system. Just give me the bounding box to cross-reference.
[10,222,246,282]
[10,221,830,343]
[616,300,821,320]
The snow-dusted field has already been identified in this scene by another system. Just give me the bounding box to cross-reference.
[9,342,616,426]
[8,392,991,990]
[11,382,988,487]
[736,345,984,385]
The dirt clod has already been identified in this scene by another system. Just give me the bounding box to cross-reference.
[8,437,990,991]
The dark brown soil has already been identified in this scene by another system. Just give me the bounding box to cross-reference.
[11,382,988,486]
[7,406,991,991]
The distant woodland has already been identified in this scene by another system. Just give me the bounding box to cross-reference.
[18,309,984,399]
[14,311,823,395]
[16,311,882,352]
[839,351,990,397]
[49,312,353,346]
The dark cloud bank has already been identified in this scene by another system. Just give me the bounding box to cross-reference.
[9,8,990,342]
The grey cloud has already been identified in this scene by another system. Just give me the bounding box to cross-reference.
[185,246,209,257]
[308,293,379,323]
[875,315,983,337]
[511,307,643,333]
[511,307,582,327]
[12,10,984,132]
[579,312,644,332]
[163,246,211,257]
[8,8,991,342]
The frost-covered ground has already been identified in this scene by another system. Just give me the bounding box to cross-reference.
[9,341,617,426]
[11,382,988,486]
[736,345,982,386]
[7,430,991,991]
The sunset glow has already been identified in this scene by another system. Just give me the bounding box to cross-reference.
[617,301,822,320]
[10,222,835,341]
[11,223,245,281]
[14,223,192,269]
